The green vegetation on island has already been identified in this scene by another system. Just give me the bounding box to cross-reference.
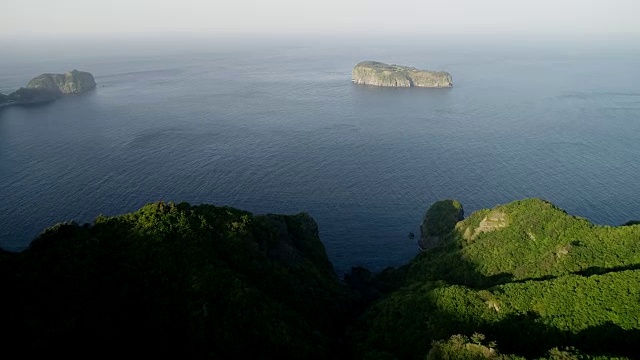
[352,61,453,88]
[1,198,639,359]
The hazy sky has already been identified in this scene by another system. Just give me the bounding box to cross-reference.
[2,0,639,38]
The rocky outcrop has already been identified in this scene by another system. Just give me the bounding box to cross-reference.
[27,70,96,94]
[471,210,508,240]
[352,61,453,88]
[419,199,464,250]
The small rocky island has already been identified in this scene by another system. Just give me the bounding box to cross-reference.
[352,61,452,88]
[0,70,96,108]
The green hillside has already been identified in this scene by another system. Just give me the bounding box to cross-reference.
[352,199,640,359]
[0,202,354,358]
[1,198,639,359]
[408,199,640,287]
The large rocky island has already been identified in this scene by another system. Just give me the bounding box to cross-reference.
[352,61,453,88]
[0,70,96,108]
[27,70,97,94]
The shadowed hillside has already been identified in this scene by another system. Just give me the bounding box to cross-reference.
[0,202,355,359]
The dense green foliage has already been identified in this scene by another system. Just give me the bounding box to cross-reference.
[426,335,628,360]
[352,199,640,359]
[0,202,354,358]
[2,198,638,359]
[409,199,640,287]
[427,334,523,360]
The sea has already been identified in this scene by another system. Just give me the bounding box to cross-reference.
[1,35,640,276]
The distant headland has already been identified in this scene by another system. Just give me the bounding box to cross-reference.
[352,61,452,88]
[0,70,96,108]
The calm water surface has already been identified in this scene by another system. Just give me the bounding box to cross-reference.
[1,38,640,274]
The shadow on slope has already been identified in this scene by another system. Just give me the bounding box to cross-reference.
[486,313,640,359]
[352,280,640,359]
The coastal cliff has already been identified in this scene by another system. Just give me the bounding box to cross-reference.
[352,61,453,88]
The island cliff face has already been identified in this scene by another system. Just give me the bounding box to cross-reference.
[27,70,96,94]
[0,70,96,108]
[352,61,453,88]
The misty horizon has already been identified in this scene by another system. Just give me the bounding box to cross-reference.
[2,0,640,39]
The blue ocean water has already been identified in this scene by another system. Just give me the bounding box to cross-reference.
[1,37,640,275]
